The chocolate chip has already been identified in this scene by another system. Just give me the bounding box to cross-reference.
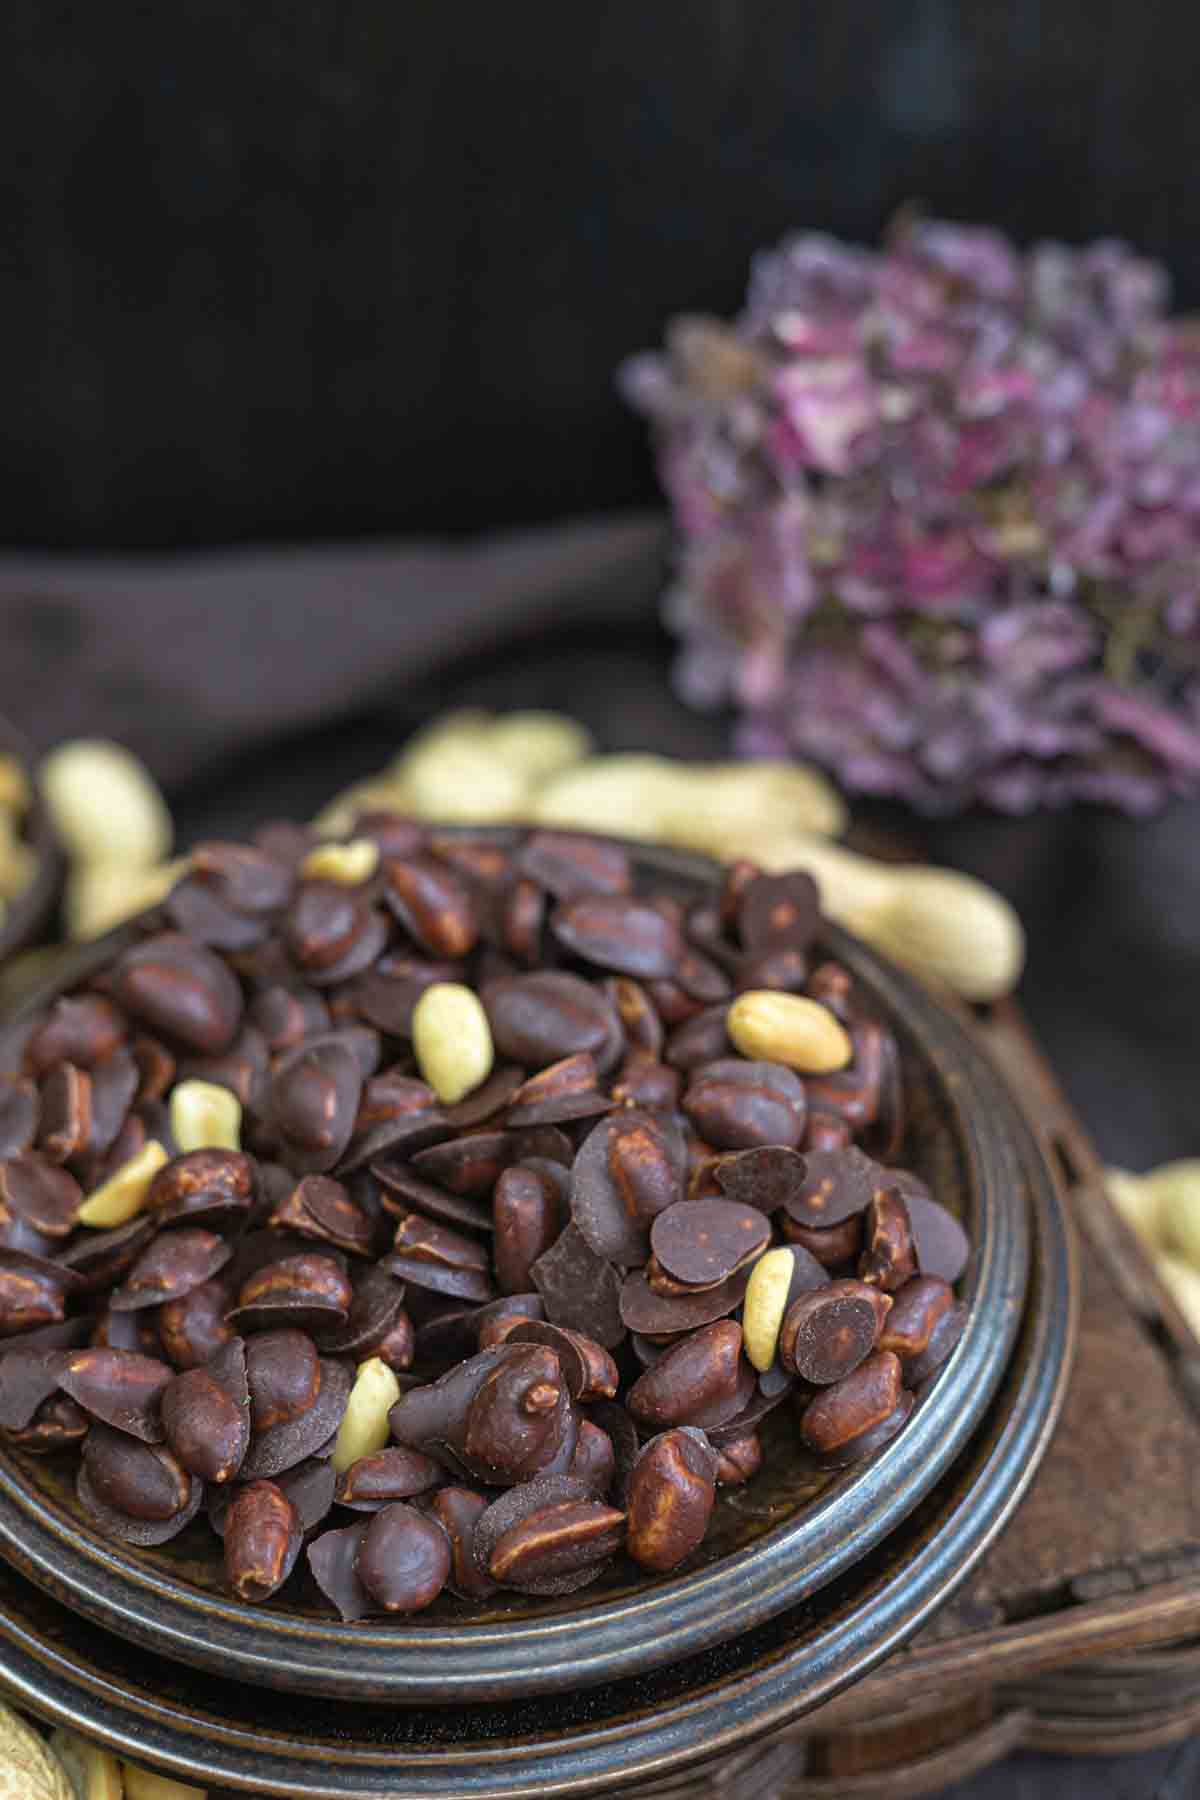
[713,1143,807,1214]
[410,1130,514,1199]
[569,1110,685,1266]
[277,1455,337,1532]
[385,1212,493,1304]
[308,1518,373,1619]
[618,1265,751,1338]
[59,1346,172,1441]
[312,1266,407,1359]
[372,1162,493,1235]
[110,1227,231,1312]
[780,1146,880,1229]
[649,1199,770,1288]
[781,1212,863,1266]
[0,1153,83,1238]
[0,1347,70,1430]
[531,1222,625,1349]
[269,1174,375,1257]
[239,1357,353,1480]
[738,870,820,953]
[901,1188,970,1285]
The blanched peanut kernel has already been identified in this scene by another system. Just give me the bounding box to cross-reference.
[331,1355,402,1474]
[49,1730,123,1800]
[299,839,381,886]
[42,739,172,868]
[77,1140,170,1227]
[726,991,852,1074]
[169,1079,242,1154]
[122,1768,207,1799]
[742,1246,800,1373]
[411,982,494,1105]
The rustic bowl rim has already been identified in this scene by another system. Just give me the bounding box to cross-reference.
[0,716,63,966]
[0,833,1032,1704]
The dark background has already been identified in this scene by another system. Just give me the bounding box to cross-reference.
[3,0,1200,548]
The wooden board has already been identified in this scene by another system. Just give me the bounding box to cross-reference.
[630,996,1200,1798]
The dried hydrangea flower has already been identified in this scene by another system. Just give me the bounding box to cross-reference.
[621,215,1200,814]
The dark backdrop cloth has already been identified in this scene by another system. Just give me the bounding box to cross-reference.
[4,2,1200,549]
[1,521,1199,1797]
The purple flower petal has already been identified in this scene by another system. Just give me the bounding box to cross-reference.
[624,213,1200,815]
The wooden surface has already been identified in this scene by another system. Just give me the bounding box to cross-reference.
[704,996,1200,1795]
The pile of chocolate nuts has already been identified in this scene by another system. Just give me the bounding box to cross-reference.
[0,820,968,1617]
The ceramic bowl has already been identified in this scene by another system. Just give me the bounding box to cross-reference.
[0,837,1047,1707]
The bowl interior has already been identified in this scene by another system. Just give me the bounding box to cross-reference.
[0,834,1027,1702]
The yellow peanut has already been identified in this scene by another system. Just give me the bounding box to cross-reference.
[332,1356,402,1474]
[742,1247,800,1372]
[411,982,494,1105]
[41,740,172,869]
[299,839,380,885]
[77,1141,169,1227]
[49,1731,124,1800]
[169,1080,242,1154]
[726,992,852,1074]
